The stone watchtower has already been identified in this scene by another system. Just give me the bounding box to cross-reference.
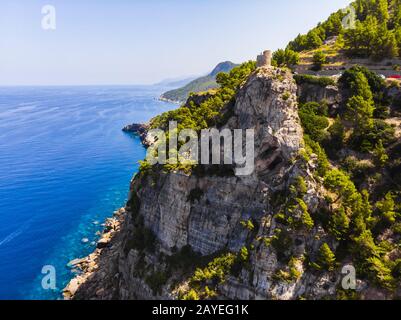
[256,50,272,67]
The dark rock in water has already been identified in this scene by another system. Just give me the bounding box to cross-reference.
[122,123,150,147]
[122,123,147,133]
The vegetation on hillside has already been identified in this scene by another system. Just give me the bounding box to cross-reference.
[140,61,256,174]
[297,64,401,293]
[272,49,300,67]
[151,61,256,131]
[283,0,401,61]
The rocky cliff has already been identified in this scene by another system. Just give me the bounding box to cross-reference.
[64,66,395,300]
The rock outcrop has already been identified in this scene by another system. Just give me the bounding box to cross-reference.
[64,67,382,300]
[122,123,152,147]
[63,209,126,300]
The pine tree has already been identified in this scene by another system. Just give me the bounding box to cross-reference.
[272,49,300,67]
[329,207,350,240]
[371,24,398,60]
[306,30,323,49]
[328,115,345,151]
[375,0,390,23]
[318,243,336,271]
[312,51,327,71]
[346,95,375,132]
[373,140,389,167]
[350,71,374,102]
[376,192,397,223]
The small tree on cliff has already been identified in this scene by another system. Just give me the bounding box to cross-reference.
[317,243,336,271]
[373,140,388,168]
[312,51,327,71]
[272,49,300,67]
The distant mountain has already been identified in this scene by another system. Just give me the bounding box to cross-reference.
[155,76,198,88]
[160,61,238,103]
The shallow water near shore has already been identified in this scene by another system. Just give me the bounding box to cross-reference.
[0,85,175,299]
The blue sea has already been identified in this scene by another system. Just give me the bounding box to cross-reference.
[0,85,175,299]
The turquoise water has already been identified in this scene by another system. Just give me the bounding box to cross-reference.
[0,86,175,299]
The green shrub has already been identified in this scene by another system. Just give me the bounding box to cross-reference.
[391,222,401,235]
[297,199,315,230]
[305,137,330,176]
[317,243,336,271]
[339,65,386,104]
[239,246,249,262]
[328,207,350,240]
[181,289,200,300]
[373,140,389,168]
[240,219,255,232]
[191,253,236,285]
[392,259,401,278]
[294,74,335,87]
[376,192,397,223]
[282,91,291,101]
[299,102,329,143]
[324,169,359,207]
[366,256,395,290]
[336,287,360,300]
[349,119,395,153]
[352,229,378,261]
[312,51,327,71]
[273,257,302,283]
[294,176,307,196]
[272,49,300,67]
[340,157,374,189]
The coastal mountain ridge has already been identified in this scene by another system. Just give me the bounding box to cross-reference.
[160,61,238,103]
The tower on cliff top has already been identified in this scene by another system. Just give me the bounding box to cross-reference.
[257,50,272,67]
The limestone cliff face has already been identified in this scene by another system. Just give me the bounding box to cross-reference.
[134,68,303,257]
[64,67,349,300]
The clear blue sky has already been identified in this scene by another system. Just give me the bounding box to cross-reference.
[0,0,352,85]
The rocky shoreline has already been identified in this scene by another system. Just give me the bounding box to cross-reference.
[63,207,127,300]
[63,122,152,299]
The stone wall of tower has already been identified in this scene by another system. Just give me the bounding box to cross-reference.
[257,50,272,67]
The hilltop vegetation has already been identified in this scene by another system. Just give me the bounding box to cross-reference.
[160,61,238,103]
[152,61,255,132]
[298,64,401,292]
[276,0,401,296]
[271,0,401,70]
[141,61,256,174]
